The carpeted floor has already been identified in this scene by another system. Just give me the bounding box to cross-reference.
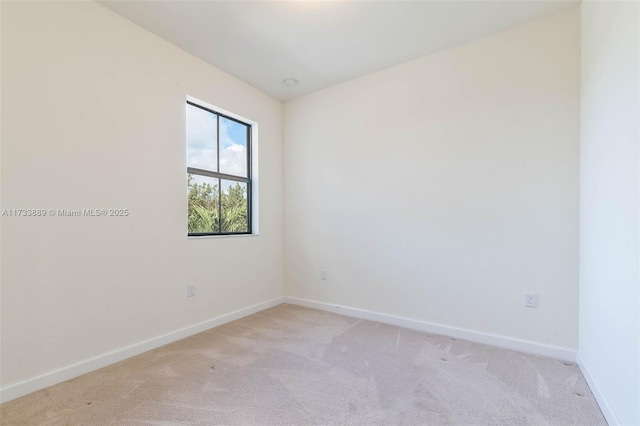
[1,304,606,425]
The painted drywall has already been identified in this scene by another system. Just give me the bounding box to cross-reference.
[284,9,580,350]
[1,1,283,391]
[578,2,640,425]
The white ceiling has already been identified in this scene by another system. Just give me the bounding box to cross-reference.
[99,1,579,102]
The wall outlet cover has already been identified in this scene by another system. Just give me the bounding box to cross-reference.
[524,292,538,308]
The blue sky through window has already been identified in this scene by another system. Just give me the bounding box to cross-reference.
[187,103,248,178]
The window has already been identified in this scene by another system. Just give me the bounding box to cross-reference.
[186,100,252,236]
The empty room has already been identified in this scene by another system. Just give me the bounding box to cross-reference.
[1,0,638,425]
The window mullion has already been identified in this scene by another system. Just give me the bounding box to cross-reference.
[187,167,248,183]
[216,114,221,233]
[217,178,222,233]
[216,114,220,173]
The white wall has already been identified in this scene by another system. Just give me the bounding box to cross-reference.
[285,9,580,350]
[579,2,640,425]
[1,1,283,393]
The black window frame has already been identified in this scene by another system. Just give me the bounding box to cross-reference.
[187,100,252,236]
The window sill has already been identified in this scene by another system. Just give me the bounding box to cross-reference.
[188,233,259,240]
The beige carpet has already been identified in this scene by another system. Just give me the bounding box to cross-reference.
[1,304,606,425]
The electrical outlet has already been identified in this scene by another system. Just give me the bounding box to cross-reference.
[321,269,328,280]
[187,284,196,297]
[524,292,538,308]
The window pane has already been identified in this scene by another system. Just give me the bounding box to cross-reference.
[220,179,248,233]
[219,116,248,177]
[187,104,217,171]
[187,174,219,233]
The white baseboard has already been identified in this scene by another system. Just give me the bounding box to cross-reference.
[577,353,620,426]
[283,296,577,362]
[0,296,284,404]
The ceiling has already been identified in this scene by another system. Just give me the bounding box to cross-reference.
[99,1,579,102]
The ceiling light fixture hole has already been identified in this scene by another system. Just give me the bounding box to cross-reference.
[283,78,298,87]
